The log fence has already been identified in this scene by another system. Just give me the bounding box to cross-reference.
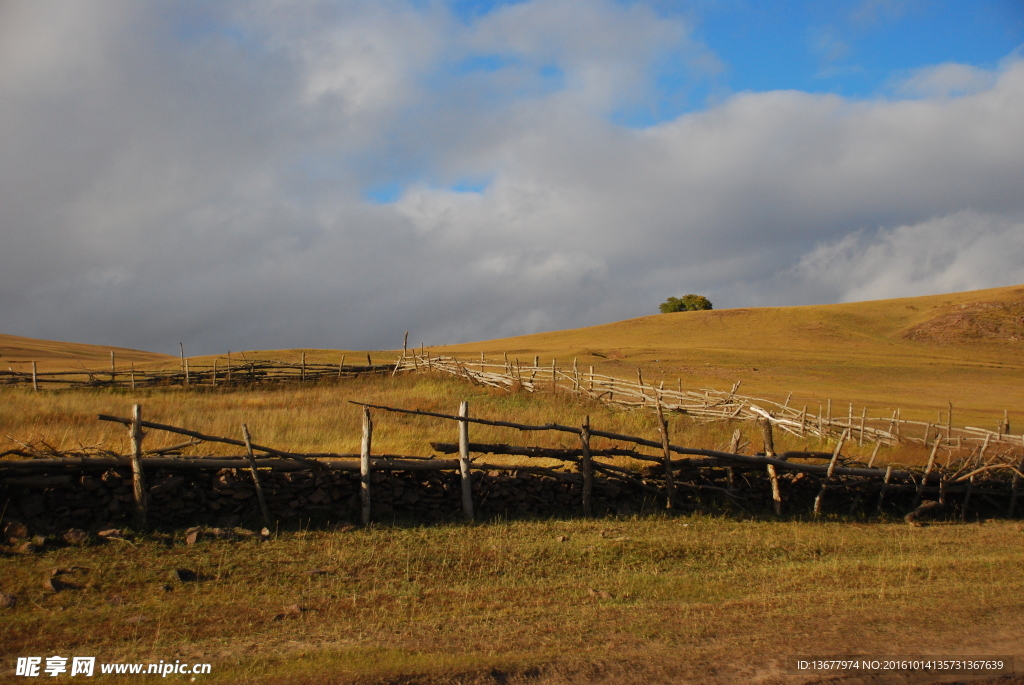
[3,397,1024,534]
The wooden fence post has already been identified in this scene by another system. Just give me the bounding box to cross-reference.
[877,465,893,515]
[130,362,135,391]
[184,360,190,388]
[128,404,148,530]
[360,407,373,525]
[727,429,741,491]
[961,475,975,522]
[31,361,38,392]
[110,351,116,383]
[301,352,306,382]
[759,417,782,515]
[580,416,593,517]
[227,352,232,384]
[458,401,474,522]
[814,428,849,516]
[1008,453,1024,518]
[657,401,674,509]
[912,439,941,509]
[551,359,557,393]
[242,424,273,528]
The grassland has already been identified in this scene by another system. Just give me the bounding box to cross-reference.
[2,517,1023,684]
[0,372,927,472]
[4,286,1024,683]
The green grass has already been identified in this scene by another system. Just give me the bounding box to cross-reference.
[3,517,1023,683]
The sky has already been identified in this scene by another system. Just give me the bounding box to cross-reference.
[1,0,1023,355]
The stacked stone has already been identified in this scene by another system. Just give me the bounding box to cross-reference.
[1,467,643,533]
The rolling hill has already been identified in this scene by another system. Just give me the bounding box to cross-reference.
[3,285,1022,428]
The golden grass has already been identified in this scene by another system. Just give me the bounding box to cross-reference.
[2,518,1022,683]
[5,285,1023,433]
[432,285,1024,432]
[0,373,929,470]
[0,333,175,373]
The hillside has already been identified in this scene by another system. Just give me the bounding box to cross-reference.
[3,285,1022,428]
[433,285,1024,428]
[0,333,175,373]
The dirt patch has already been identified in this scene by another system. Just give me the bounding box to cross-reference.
[902,298,1024,344]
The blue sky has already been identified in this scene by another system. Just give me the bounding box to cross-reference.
[448,0,1024,128]
[1,0,1023,353]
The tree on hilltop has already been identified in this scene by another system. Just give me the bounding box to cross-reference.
[659,294,713,313]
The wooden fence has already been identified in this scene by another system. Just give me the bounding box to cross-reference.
[3,343,1020,457]
[3,399,1024,533]
[0,352,392,390]
[394,351,1023,453]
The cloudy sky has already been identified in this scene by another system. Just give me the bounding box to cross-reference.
[2,0,1023,355]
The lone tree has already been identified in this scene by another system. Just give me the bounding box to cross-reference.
[660,294,713,313]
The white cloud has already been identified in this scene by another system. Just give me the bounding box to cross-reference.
[0,1,1022,354]
[894,62,997,98]
[792,211,1024,303]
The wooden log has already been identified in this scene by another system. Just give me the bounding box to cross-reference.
[912,439,941,509]
[580,416,593,517]
[961,475,975,522]
[867,441,881,468]
[32,361,38,392]
[877,465,893,515]
[242,424,273,528]
[347,401,931,481]
[759,416,775,458]
[859,407,866,446]
[1008,453,1024,517]
[360,407,372,525]
[813,429,849,516]
[184,359,190,388]
[97,413,327,470]
[458,401,474,522]
[800,406,807,436]
[727,429,741,491]
[657,401,674,509]
[129,404,148,530]
[759,417,782,514]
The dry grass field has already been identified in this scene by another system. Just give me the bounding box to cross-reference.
[2,518,1023,684]
[3,285,1024,683]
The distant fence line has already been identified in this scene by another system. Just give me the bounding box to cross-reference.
[393,350,1023,453]
[3,346,1020,454]
[0,351,392,390]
